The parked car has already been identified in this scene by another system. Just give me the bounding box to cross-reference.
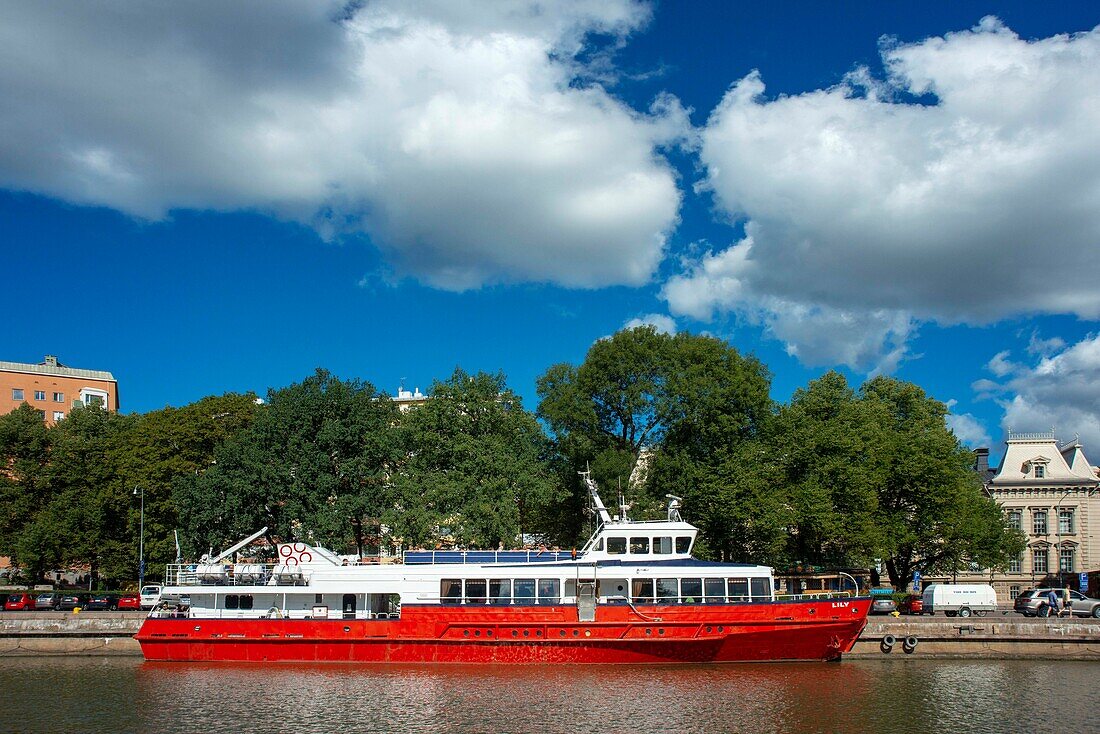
[922,583,997,617]
[57,594,86,611]
[1015,588,1100,618]
[869,588,897,615]
[3,592,36,611]
[83,594,120,611]
[116,594,142,611]
[34,593,60,610]
[140,585,163,610]
[898,593,924,615]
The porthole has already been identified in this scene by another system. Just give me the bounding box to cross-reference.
[523,630,530,637]
[718,626,724,632]
[343,626,351,632]
[474,630,481,637]
[645,628,652,635]
[809,608,816,615]
[573,629,579,637]
[559,629,566,637]
[536,630,543,637]
[486,630,493,637]
[463,629,470,637]
[706,626,713,633]
[658,628,665,635]
[512,630,518,638]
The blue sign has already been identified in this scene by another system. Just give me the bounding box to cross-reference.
[912,570,921,592]
[1081,572,1089,591]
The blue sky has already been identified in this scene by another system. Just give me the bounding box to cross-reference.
[3,1,1100,462]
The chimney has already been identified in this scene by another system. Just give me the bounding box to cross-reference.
[974,447,990,475]
[44,354,58,367]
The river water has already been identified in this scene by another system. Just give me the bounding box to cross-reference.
[3,657,1096,733]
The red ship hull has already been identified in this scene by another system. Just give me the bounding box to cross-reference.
[136,598,870,664]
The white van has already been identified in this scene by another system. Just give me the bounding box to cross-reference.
[921,583,997,617]
[140,584,162,610]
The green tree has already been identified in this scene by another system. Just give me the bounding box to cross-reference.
[0,404,54,579]
[859,376,1025,589]
[537,327,771,546]
[392,369,563,549]
[176,371,401,557]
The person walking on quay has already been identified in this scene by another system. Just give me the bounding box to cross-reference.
[1045,588,1060,617]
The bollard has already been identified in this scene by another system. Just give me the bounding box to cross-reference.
[902,635,918,654]
[880,634,896,654]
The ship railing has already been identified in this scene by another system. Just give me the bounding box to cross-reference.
[164,563,313,587]
[403,549,576,565]
[774,590,854,601]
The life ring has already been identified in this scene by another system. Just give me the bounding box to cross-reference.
[285,557,299,566]
[293,542,306,553]
[299,551,312,563]
[267,607,282,619]
[279,545,293,558]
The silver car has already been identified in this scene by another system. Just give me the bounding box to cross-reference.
[1014,588,1100,618]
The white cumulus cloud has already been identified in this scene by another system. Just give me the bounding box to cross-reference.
[978,334,1100,452]
[0,0,685,290]
[622,313,677,335]
[944,399,993,448]
[665,18,1100,371]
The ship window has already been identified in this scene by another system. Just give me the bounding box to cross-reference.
[728,578,749,601]
[675,537,691,553]
[225,594,239,609]
[653,537,673,554]
[315,594,323,604]
[564,579,576,599]
[489,579,511,604]
[441,579,462,604]
[632,578,654,603]
[607,537,626,555]
[704,578,725,604]
[630,537,650,554]
[592,538,603,551]
[681,578,702,603]
[514,579,536,603]
[240,595,253,610]
[537,579,560,605]
[750,577,771,600]
[656,578,678,603]
[464,579,487,604]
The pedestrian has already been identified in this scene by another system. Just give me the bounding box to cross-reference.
[1046,588,1060,617]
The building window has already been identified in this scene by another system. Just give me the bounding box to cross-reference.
[12,388,24,401]
[1006,510,1021,531]
[1010,585,1021,600]
[1034,464,1045,478]
[1060,547,1075,574]
[1058,508,1075,534]
[1032,510,1048,535]
[34,390,45,401]
[1032,547,1048,574]
[53,392,64,402]
[1009,554,1022,573]
[52,411,64,422]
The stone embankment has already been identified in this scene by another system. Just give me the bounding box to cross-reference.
[0,612,141,656]
[849,616,1100,659]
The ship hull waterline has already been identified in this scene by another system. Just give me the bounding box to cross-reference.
[136,599,871,664]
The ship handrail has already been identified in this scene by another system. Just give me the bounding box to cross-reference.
[774,591,853,601]
[403,549,577,565]
[163,562,313,587]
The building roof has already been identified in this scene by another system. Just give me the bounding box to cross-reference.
[989,430,1099,485]
[0,356,115,383]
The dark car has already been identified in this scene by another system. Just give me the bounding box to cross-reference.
[34,593,60,610]
[3,592,36,611]
[57,594,85,611]
[116,594,142,611]
[83,594,120,611]
[898,593,924,615]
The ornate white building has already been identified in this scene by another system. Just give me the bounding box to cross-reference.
[968,431,1099,599]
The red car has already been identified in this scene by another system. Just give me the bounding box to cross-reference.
[116,594,142,611]
[898,593,925,615]
[3,592,36,611]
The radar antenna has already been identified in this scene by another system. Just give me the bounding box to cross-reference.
[579,467,612,524]
[665,494,683,522]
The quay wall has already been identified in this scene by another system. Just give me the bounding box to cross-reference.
[2,613,1100,659]
[849,618,1100,660]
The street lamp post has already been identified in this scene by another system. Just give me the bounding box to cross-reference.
[133,487,145,589]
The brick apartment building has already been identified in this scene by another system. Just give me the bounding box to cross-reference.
[0,354,119,425]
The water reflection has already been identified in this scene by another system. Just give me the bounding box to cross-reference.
[3,657,1098,734]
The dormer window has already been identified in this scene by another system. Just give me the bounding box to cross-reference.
[1034,464,1045,478]
[1023,457,1050,478]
